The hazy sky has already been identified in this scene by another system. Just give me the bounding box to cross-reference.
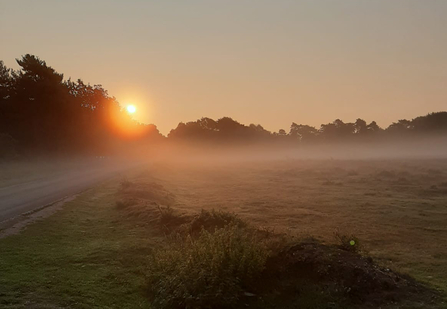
[1,0,446,134]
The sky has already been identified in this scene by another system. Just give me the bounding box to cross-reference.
[1,0,446,134]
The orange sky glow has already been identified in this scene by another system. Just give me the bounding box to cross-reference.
[1,0,446,134]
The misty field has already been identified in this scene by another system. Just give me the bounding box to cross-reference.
[1,158,447,308]
[142,158,447,292]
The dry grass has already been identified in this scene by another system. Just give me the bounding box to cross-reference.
[138,158,447,293]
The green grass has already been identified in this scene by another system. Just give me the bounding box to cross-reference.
[0,181,155,309]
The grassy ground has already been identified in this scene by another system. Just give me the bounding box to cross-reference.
[0,180,155,309]
[144,159,447,293]
[1,158,446,308]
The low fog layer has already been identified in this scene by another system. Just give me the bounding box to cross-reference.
[143,135,447,165]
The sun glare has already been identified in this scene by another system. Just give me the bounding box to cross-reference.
[126,105,136,114]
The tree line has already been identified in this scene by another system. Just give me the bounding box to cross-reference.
[1,54,446,157]
[167,112,447,146]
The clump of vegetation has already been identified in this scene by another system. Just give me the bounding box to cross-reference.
[334,231,360,253]
[187,209,247,235]
[147,224,269,309]
[157,205,189,229]
[115,177,180,223]
[122,181,175,206]
[157,205,175,222]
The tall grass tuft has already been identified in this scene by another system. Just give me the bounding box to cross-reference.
[147,224,269,308]
[187,209,246,235]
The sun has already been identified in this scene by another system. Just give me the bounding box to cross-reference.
[126,105,136,114]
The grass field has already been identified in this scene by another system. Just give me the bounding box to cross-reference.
[146,159,447,292]
[1,158,447,308]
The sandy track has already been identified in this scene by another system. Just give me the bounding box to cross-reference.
[0,160,132,228]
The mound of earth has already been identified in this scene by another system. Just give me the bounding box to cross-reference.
[255,240,442,308]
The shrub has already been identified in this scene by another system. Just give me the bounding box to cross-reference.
[157,205,188,227]
[147,224,269,308]
[187,209,246,235]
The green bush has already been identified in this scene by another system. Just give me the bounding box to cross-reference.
[147,224,269,308]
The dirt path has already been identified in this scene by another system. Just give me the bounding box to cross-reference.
[0,195,79,238]
[0,159,135,230]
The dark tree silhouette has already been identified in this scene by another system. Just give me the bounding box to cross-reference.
[289,123,318,142]
[354,119,367,135]
[386,119,412,135]
[1,54,446,155]
[0,55,162,155]
[412,112,447,133]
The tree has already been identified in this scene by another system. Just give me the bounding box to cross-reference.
[411,112,447,133]
[366,121,382,134]
[0,61,13,134]
[289,123,318,142]
[8,55,71,151]
[320,119,355,141]
[386,119,412,134]
[354,118,367,135]
[278,129,287,136]
[0,61,12,100]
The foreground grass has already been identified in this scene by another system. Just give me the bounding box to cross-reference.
[1,161,446,308]
[0,180,155,308]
